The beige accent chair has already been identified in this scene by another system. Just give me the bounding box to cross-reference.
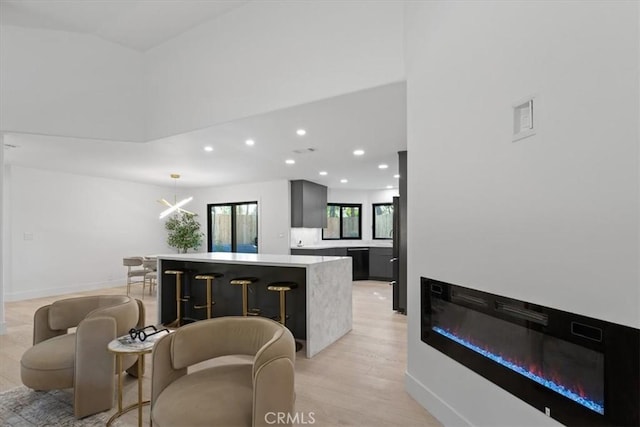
[123,256,147,296]
[20,295,144,418]
[151,316,296,427]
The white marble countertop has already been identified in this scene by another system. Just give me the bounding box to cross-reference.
[291,241,392,249]
[157,252,347,267]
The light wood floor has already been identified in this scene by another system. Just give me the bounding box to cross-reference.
[0,281,440,426]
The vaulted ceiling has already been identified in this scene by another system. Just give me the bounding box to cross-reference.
[1,1,406,190]
[0,0,249,51]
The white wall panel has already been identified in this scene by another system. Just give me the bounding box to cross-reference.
[145,1,404,140]
[7,166,169,300]
[0,26,145,141]
[404,1,639,425]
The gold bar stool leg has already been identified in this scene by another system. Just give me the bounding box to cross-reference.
[194,273,223,319]
[230,277,260,316]
[241,283,248,316]
[278,289,286,325]
[207,278,212,319]
[267,282,298,325]
[164,270,185,327]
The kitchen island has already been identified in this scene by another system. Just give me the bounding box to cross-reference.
[156,253,352,358]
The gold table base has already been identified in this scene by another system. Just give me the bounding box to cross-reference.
[107,349,150,427]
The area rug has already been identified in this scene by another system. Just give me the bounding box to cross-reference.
[0,386,122,426]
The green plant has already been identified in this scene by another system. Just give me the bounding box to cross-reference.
[165,212,203,253]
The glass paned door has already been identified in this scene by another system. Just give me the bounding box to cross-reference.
[235,203,258,253]
[210,205,232,252]
[208,202,258,253]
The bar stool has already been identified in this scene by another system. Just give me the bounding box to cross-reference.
[193,273,224,319]
[268,281,303,352]
[164,270,188,328]
[266,282,298,326]
[230,277,260,317]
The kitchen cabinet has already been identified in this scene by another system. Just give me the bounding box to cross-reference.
[291,248,331,256]
[329,248,347,256]
[369,247,393,280]
[347,247,369,280]
[291,180,327,228]
[291,246,392,281]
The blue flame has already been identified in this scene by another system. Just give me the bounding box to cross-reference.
[432,326,604,415]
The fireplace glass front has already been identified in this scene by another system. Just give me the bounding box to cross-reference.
[421,277,640,427]
[431,297,604,414]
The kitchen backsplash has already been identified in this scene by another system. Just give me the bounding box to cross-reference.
[290,228,322,247]
[290,227,392,248]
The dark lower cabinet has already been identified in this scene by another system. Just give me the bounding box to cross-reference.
[368,247,393,280]
[346,248,369,280]
[291,246,392,281]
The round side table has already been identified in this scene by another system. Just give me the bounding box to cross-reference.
[106,331,169,427]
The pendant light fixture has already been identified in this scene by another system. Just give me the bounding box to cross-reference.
[158,173,194,219]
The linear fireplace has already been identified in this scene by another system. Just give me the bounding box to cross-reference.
[421,277,639,426]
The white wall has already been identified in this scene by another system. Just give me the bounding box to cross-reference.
[144,0,404,140]
[405,1,639,426]
[0,26,145,142]
[6,166,170,300]
[190,180,291,255]
[0,135,5,333]
[290,188,398,246]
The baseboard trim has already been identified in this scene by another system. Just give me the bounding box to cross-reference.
[4,280,124,302]
[405,370,473,427]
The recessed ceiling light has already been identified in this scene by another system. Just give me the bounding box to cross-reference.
[386,185,393,189]
[378,164,388,169]
[296,129,306,136]
[285,159,295,165]
[319,171,328,176]
[340,179,348,183]
[204,146,213,152]
[353,149,365,156]
[245,139,255,146]
[393,174,400,179]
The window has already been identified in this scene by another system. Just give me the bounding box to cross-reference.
[373,203,393,239]
[322,203,361,240]
[207,202,258,253]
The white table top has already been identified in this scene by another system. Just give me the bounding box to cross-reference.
[156,252,348,267]
[108,330,171,354]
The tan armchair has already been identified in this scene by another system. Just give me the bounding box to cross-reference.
[20,295,144,418]
[151,316,296,427]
